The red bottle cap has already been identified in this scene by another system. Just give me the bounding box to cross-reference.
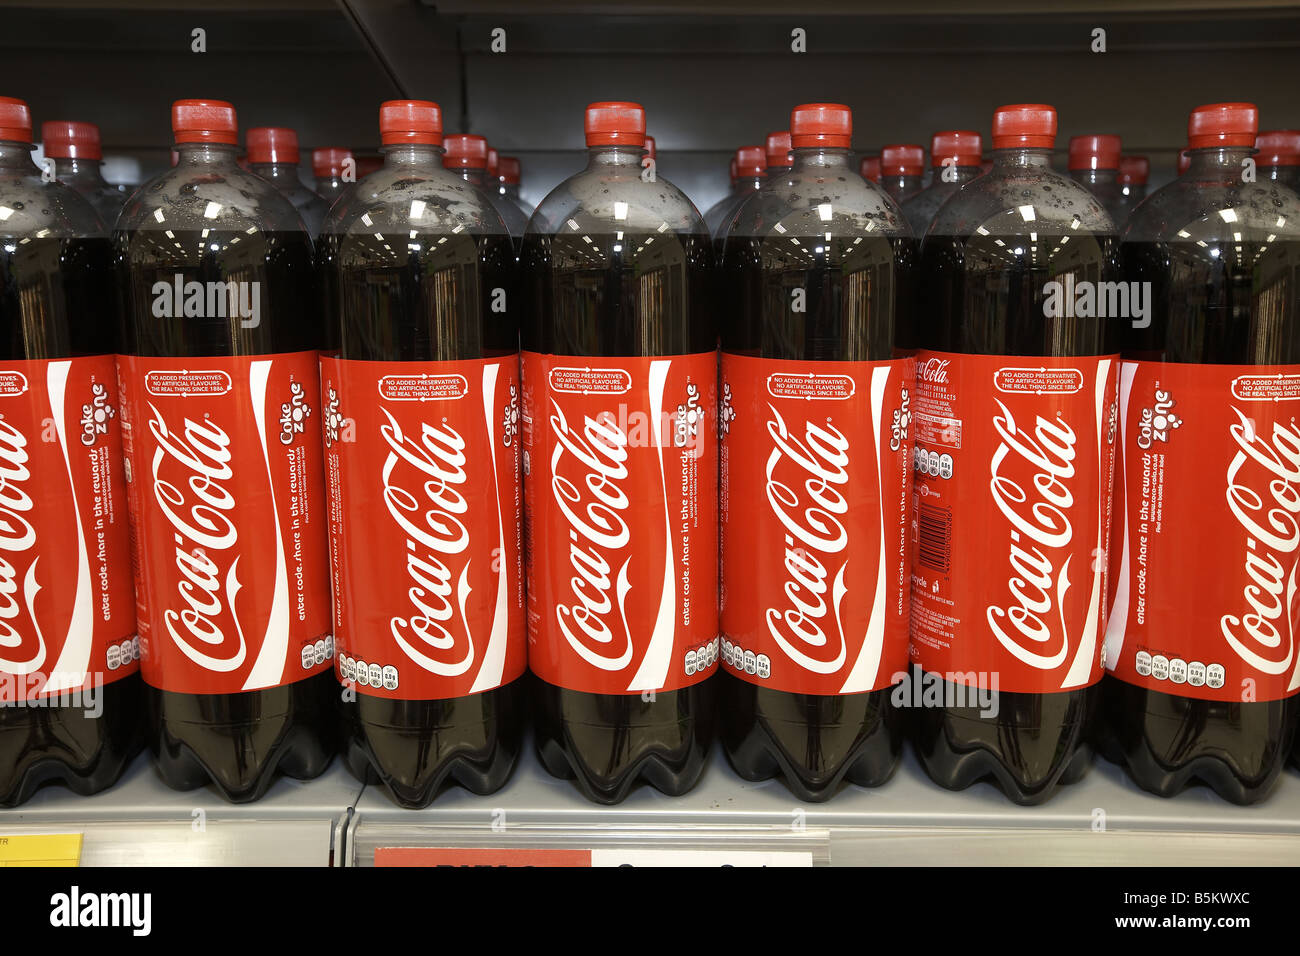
[1118,154,1150,185]
[790,103,851,149]
[644,135,656,160]
[172,99,238,145]
[929,130,981,168]
[0,96,32,143]
[859,154,881,182]
[766,131,792,168]
[1067,134,1121,171]
[1187,102,1257,149]
[881,143,924,176]
[379,100,443,146]
[487,147,500,178]
[246,126,299,165]
[729,156,737,183]
[443,133,488,169]
[1257,129,1300,167]
[41,120,102,159]
[312,147,353,178]
[585,101,645,147]
[499,155,522,184]
[734,145,766,177]
[991,104,1056,150]
[1177,148,1191,175]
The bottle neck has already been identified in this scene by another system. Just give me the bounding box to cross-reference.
[585,144,643,170]
[738,174,765,191]
[52,157,109,185]
[382,143,445,169]
[175,142,240,169]
[1186,145,1255,176]
[933,164,982,185]
[0,139,41,175]
[251,161,301,184]
[455,166,487,187]
[1069,167,1119,186]
[992,147,1054,169]
[791,147,852,171]
[1120,183,1147,198]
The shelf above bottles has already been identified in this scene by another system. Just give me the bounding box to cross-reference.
[5,745,1299,865]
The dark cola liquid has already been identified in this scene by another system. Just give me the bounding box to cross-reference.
[718,230,917,801]
[521,228,715,804]
[915,228,1116,805]
[0,237,143,805]
[118,227,335,802]
[321,227,524,807]
[1109,238,1300,803]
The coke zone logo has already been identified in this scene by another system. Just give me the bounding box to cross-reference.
[1221,407,1300,677]
[763,404,851,673]
[986,398,1081,675]
[547,400,635,672]
[146,403,247,672]
[0,417,43,674]
[377,408,475,676]
[919,357,950,385]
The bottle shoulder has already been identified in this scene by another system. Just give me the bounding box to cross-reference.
[1123,176,1300,243]
[727,167,909,239]
[116,163,306,236]
[322,166,508,238]
[928,164,1115,238]
[0,170,105,237]
[527,165,705,237]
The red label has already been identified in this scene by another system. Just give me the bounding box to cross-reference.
[1105,361,1300,702]
[117,352,332,694]
[910,351,1119,693]
[0,357,136,701]
[719,354,913,694]
[521,351,719,694]
[320,356,525,700]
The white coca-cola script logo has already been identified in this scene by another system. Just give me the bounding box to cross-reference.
[148,404,246,672]
[1220,408,1300,676]
[0,418,43,674]
[379,408,474,677]
[919,357,950,385]
[548,401,634,671]
[763,405,850,674]
[986,399,1078,673]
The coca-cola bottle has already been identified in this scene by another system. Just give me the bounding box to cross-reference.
[718,103,916,800]
[765,130,792,173]
[498,156,533,217]
[41,120,124,225]
[1068,134,1126,224]
[115,99,335,802]
[318,100,525,807]
[702,154,742,237]
[860,154,881,183]
[521,101,718,804]
[312,147,354,205]
[910,104,1119,804]
[706,145,766,240]
[1104,102,1300,803]
[1258,130,1300,189]
[0,96,141,806]
[901,131,983,237]
[443,133,529,243]
[880,144,925,203]
[247,127,328,239]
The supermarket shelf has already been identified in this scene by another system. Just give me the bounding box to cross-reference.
[345,744,1300,866]
[0,753,362,866]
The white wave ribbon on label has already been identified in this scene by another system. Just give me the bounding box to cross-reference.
[1063,357,1110,688]
[1104,361,1138,671]
[629,358,675,692]
[45,360,94,692]
[243,359,291,690]
[471,362,509,693]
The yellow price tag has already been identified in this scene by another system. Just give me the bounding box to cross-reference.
[0,834,82,866]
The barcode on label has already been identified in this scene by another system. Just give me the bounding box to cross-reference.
[917,502,951,573]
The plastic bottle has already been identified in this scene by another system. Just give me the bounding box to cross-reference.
[1068,134,1126,224]
[443,133,529,243]
[901,131,983,237]
[880,144,924,203]
[41,120,124,225]
[312,147,354,205]
[246,126,328,239]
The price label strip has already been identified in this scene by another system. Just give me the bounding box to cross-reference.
[0,834,83,867]
[375,847,813,867]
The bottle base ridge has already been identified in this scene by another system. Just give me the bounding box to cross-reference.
[147,671,338,804]
[341,681,524,809]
